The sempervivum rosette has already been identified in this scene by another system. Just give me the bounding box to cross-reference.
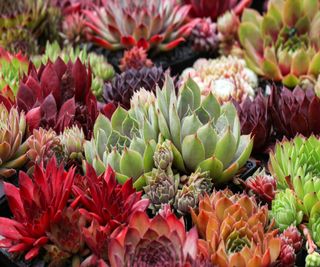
[269,85,320,139]
[239,0,320,88]
[26,128,61,174]
[103,66,164,109]
[0,157,76,261]
[269,135,320,245]
[244,168,276,203]
[234,91,271,153]
[74,164,149,266]
[191,189,281,266]
[17,58,98,138]
[83,0,198,52]
[181,56,257,103]
[278,226,303,266]
[85,76,253,186]
[32,41,115,100]
[119,47,153,72]
[0,103,28,178]
[0,47,28,94]
[0,0,60,54]
[189,17,218,52]
[108,205,210,266]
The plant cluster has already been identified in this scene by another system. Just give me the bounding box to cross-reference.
[2,0,320,266]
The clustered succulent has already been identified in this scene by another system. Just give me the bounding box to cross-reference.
[119,47,153,72]
[0,104,28,178]
[103,66,165,109]
[191,189,281,266]
[17,58,98,138]
[32,42,115,99]
[269,85,320,139]
[83,0,199,52]
[181,56,258,102]
[108,205,207,266]
[143,141,213,214]
[269,135,320,253]
[0,0,60,54]
[3,0,320,266]
[243,168,276,203]
[278,226,303,266]
[0,158,76,260]
[86,76,253,187]
[189,18,218,52]
[239,0,320,88]
[234,83,320,153]
[234,91,271,153]
[0,48,28,94]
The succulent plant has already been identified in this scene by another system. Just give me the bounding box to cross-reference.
[103,66,164,109]
[0,0,61,54]
[89,53,115,99]
[32,41,115,100]
[278,241,296,267]
[191,189,281,266]
[153,141,174,171]
[108,205,207,266]
[181,56,257,103]
[306,252,320,267]
[0,157,76,261]
[309,203,320,248]
[44,207,86,265]
[151,76,253,182]
[217,11,243,57]
[83,0,199,52]
[0,86,16,111]
[269,85,320,139]
[144,168,180,213]
[87,76,253,185]
[0,48,28,94]
[189,17,218,52]
[244,168,276,203]
[81,219,112,266]
[281,226,303,252]
[269,135,320,193]
[143,143,179,212]
[1,28,39,55]
[239,0,320,88]
[87,76,253,186]
[174,169,213,215]
[17,58,98,138]
[62,12,87,46]
[144,141,213,214]
[119,47,153,72]
[59,125,85,167]
[83,112,156,184]
[271,189,304,231]
[184,0,252,20]
[73,164,149,265]
[26,128,61,174]
[74,164,149,227]
[269,135,320,245]
[0,104,28,178]
[234,91,271,153]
